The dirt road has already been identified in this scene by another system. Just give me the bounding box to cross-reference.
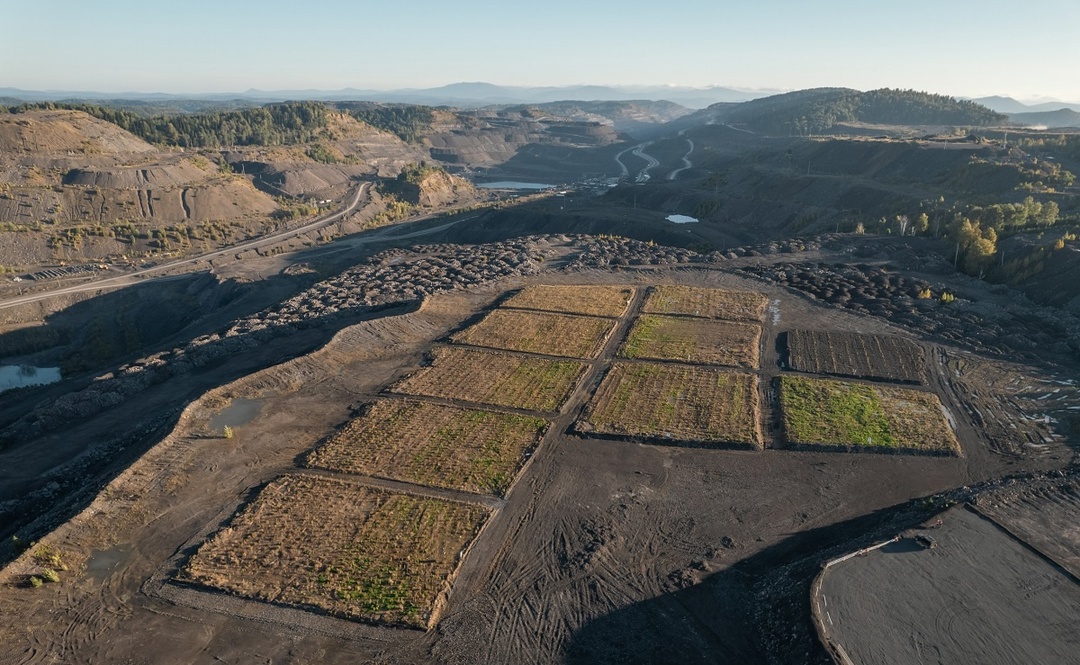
[667,132,695,181]
[0,182,371,311]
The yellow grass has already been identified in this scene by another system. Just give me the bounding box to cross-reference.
[391,346,587,412]
[579,362,761,446]
[502,284,635,318]
[452,309,616,359]
[306,400,547,496]
[180,474,489,629]
[642,285,767,321]
[620,314,762,368]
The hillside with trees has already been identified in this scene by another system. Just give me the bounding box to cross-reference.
[709,88,1008,135]
[9,101,332,148]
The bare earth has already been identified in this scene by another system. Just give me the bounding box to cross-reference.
[818,506,1080,665]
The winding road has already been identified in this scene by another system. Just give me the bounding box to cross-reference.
[0,181,373,311]
[614,141,661,183]
[667,131,695,181]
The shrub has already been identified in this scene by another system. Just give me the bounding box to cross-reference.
[223,425,234,439]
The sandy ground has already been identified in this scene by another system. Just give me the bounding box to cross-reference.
[0,266,1072,664]
[818,506,1080,665]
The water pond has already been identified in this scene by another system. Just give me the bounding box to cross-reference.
[0,365,61,393]
[476,181,554,190]
[209,398,266,431]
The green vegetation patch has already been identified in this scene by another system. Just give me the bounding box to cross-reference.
[579,362,760,447]
[180,475,489,629]
[453,309,616,359]
[620,314,761,367]
[778,376,959,454]
[306,400,547,496]
[391,346,587,413]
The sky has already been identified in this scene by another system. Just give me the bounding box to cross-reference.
[2,0,1078,102]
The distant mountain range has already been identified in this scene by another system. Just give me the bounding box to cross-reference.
[968,96,1080,127]
[0,83,777,110]
[970,96,1080,114]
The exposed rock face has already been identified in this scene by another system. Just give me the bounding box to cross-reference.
[384,168,476,208]
[0,110,156,156]
[61,160,209,189]
[423,109,620,166]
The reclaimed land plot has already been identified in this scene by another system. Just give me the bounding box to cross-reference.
[391,346,587,413]
[501,284,635,318]
[787,330,925,383]
[452,309,617,359]
[578,362,761,448]
[642,285,767,321]
[306,400,547,496]
[178,474,489,629]
[620,314,761,368]
[778,375,959,455]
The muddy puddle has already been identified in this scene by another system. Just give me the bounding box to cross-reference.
[85,544,132,582]
[209,398,266,431]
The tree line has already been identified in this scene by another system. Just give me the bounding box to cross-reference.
[720,88,1008,135]
[9,101,331,148]
[9,100,439,147]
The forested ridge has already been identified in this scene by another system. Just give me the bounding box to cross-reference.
[9,101,332,147]
[7,100,437,148]
[716,88,1009,135]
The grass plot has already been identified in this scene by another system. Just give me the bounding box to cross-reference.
[642,285,767,321]
[391,346,587,413]
[452,309,616,359]
[578,362,761,447]
[306,400,547,496]
[778,375,959,454]
[179,474,489,629]
[501,284,635,318]
[620,314,761,368]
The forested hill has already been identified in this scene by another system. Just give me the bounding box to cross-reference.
[6,100,440,148]
[7,101,333,147]
[711,88,1009,135]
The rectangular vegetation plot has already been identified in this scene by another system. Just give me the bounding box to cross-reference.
[501,284,635,318]
[642,285,768,322]
[620,314,761,368]
[579,362,761,447]
[452,309,616,359]
[179,474,489,629]
[306,400,547,496]
[778,376,959,455]
[391,346,587,413]
[787,330,925,383]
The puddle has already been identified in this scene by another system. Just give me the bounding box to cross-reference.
[0,365,61,393]
[665,214,699,224]
[476,181,553,190]
[85,544,132,582]
[209,398,265,431]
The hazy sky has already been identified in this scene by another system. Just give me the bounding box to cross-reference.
[3,0,1077,101]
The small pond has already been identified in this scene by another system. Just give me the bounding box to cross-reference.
[476,181,554,190]
[209,398,266,431]
[0,365,61,393]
